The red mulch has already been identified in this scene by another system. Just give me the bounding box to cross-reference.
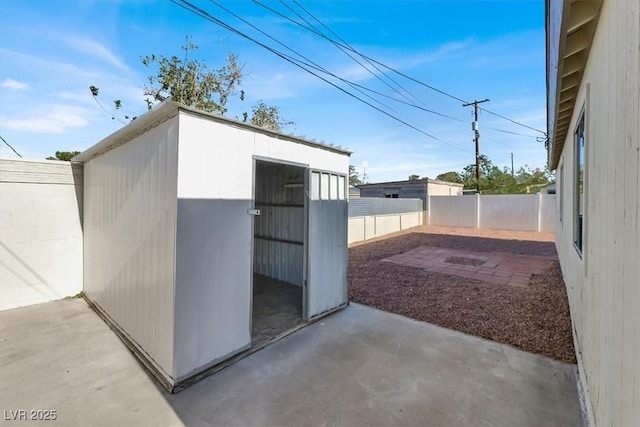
[348,228,576,363]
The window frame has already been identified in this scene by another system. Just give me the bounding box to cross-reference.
[573,108,585,255]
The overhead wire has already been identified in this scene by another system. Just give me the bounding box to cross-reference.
[254,0,546,137]
[285,0,429,112]
[171,0,468,151]
[207,0,399,114]
[213,0,472,126]
[284,0,481,145]
[0,135,22,158]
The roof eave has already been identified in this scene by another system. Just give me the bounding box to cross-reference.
[73,100,351,163]
[547,0,603,170]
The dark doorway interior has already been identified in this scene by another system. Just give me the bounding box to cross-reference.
[252,161,305,346]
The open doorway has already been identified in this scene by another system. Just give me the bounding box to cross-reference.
[252,160,306,346]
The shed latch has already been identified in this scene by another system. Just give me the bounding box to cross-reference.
[247,209,261,216]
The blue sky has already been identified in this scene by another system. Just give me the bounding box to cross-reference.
[0,0,548,182]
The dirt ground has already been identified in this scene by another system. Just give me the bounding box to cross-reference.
[348,225,576,363]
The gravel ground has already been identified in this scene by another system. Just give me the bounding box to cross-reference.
[348,226,576,363]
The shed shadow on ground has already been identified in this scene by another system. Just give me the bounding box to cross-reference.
[156,304,581,427]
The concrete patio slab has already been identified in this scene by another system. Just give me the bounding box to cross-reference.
[0,299,581,426]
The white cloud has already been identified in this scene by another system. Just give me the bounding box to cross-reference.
[0,105,92,134]
[336,37,475,83]
[65,37,131,73]
[1,78,30,90]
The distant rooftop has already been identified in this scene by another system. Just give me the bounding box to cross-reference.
[358,178,463,187]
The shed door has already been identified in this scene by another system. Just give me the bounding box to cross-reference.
[306,170,348,319]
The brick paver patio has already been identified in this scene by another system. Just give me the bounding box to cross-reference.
[382,246,555,288]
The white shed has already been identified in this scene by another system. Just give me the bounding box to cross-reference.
[75,100,350,392]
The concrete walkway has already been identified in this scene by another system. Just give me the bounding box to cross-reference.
[0,299,582,426]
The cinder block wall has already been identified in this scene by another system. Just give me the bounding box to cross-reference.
[0,158,83,310]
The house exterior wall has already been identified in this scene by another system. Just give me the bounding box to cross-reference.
[358,180,462,209]
[427,180,463,196]
[0,159,83,310]
[552,0,640,425]
[83,117,179,381]
[173,111,348,380]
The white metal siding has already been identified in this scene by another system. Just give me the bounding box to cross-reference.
[173,112,348,378]
[307,170,348,318]
[553,0,640,424]
[173,198,253,380]
[173,114,252,379]
[83,117,178,380]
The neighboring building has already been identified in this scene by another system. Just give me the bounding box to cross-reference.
[546,0,639,425]
[348,185,361,198]
[542,182,556,195]
[358,179,463,209]
[74,100,350,392]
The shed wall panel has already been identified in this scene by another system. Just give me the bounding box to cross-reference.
[173,199,252,380]
[176,112,347,200]
[83,117,178,380]
[308,169,348,318]
[173,112,348,378]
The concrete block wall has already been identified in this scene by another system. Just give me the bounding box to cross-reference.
[428,194,556,232]
[0,158,83,310]
[348,212,423,244]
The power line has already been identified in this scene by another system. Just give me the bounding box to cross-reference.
[254,0,546,136]
[207,0,399,114]
[0,135,22,158]
[223,0,471,126]
[482,126,539,138]
[479,108,546,135]
[286,0,429,112]
[171,0,467,151]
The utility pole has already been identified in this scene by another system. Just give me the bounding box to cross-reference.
[463,98,489,193]
[511,152,514,176]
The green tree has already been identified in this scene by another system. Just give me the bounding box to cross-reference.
[248,101,294,132]
[452,155,553,194]
[435,171,462,183]
[349,165,362,186]
[408,174,420,181]
[91,37,291,132]
[141,38,242,114]
[46,151,81,161]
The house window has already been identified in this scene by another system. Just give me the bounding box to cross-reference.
[574,111,585,253]
[559,161,564,225]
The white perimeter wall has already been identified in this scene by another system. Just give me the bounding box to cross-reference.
[553,0,639,425]
[428,194,555,232]
[0,159,83,311]
[348,212,423,244]
[83,117,179,381]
